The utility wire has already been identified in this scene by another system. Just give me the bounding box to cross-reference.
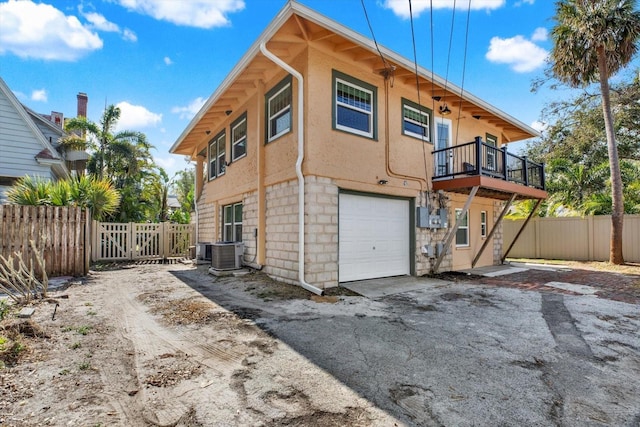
[441,0,457,106]
[454,0,472,144]
[360,0,394,78]
[408,0,431,191]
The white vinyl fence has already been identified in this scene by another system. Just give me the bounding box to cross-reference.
[504,215,640,263]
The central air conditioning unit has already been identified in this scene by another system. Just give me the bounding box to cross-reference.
[211,242,244,270]
[196,242,213,261]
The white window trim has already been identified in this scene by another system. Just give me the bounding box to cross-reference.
[403,103,430,141]
[231,116,247,161]
[335,77,374,138]
[267,83,291,142]
[480,210,487,238]
[223,202,243,242]
[208,132,226,180]
[455,208,470,247]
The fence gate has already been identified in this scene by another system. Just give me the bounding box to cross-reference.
[92,221,194,262]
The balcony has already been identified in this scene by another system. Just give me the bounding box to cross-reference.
[431,138,548,201]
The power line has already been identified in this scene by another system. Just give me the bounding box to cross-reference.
[360,0,394,80]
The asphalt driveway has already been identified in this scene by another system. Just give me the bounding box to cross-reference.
[179,264,640,426]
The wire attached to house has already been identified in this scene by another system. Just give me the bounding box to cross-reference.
[440,0,457,109]
[454,0,473,145]
[408,0,431,196]
[360,0,395,83]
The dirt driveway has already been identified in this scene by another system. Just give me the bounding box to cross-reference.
[1,261,639,426]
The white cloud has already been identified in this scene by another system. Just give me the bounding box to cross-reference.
[382,0,505,19]
[531,121,548,133]
[122,28,138,42]
[116,0,245,29]
[31,89,48,102]
[486,35,548,72]
[82,11,119,32]
[0,0,103,61]
[515,0,535,6]
[531,27,548,42]
[171,97,207,120]
[79,6,137,42]
[115,101,162,131]
[164,56,173,65]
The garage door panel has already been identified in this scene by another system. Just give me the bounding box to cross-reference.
[339,193,410,282]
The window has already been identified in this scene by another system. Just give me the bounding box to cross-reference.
[402,99,431,141]
[481,211,487,238]
[266,76,292,143]
[231,113,247,161]
[223,202,243,242]
[333,70,376,139]
[208,131,226,180]
[455,208,469,247]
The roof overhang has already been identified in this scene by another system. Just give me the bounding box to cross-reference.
[170,0,539,157]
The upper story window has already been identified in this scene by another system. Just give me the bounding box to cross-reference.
[208,131,226,180]
[485,133,498,171]
[231,113,247,161]
[266,76,292,143]
[402,98,431,141]
[333,70,377,139]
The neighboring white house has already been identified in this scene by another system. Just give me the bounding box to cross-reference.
[0,76,73,202]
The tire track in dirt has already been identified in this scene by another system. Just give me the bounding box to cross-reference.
[95,268,251,426]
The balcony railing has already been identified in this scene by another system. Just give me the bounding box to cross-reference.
[432,138,545,190]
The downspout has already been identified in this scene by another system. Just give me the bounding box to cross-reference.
[260,42,324,296]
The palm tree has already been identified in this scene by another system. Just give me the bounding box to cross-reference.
[550,0,640,264]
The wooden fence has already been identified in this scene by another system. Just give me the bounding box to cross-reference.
[504,215,640,263]
[0,205,90,277]
[91,221,194,261]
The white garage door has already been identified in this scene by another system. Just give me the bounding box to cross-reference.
[339,193,410,282]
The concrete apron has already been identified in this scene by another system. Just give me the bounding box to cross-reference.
[341,275,449,299]
[342,262,579,299]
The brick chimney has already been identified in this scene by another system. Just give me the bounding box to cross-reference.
[77,92,88,118]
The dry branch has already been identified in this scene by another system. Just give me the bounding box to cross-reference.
[0,240,48,304]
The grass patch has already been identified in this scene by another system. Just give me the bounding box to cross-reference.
[76,326,92,335]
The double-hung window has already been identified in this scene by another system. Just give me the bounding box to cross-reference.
[333,70,376,139]
[455,208,469,247]
[208,131,226,180]
[402,99,431,141]
[266,76,292,143]
[231,113,247,161]
[223,202,243,242]
[480,211,487,238]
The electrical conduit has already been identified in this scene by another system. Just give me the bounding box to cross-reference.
[259,42,324,296]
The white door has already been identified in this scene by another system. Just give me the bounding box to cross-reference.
[435,117,453,176]
[339,193,410,282]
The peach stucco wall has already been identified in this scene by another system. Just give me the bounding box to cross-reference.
[194,43,509,276]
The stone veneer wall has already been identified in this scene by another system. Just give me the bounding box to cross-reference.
[242,190,258,264]
[303,176,338,287]
[263,179,300,285]
[263,176,339,289]
[493,201,504,265]
[195,184,216,244]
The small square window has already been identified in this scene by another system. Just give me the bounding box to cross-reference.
[402,99,431,141]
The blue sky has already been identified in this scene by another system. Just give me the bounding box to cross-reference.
[1,0,562,178]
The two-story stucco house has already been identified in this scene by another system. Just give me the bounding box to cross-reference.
[170,1,547,292]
